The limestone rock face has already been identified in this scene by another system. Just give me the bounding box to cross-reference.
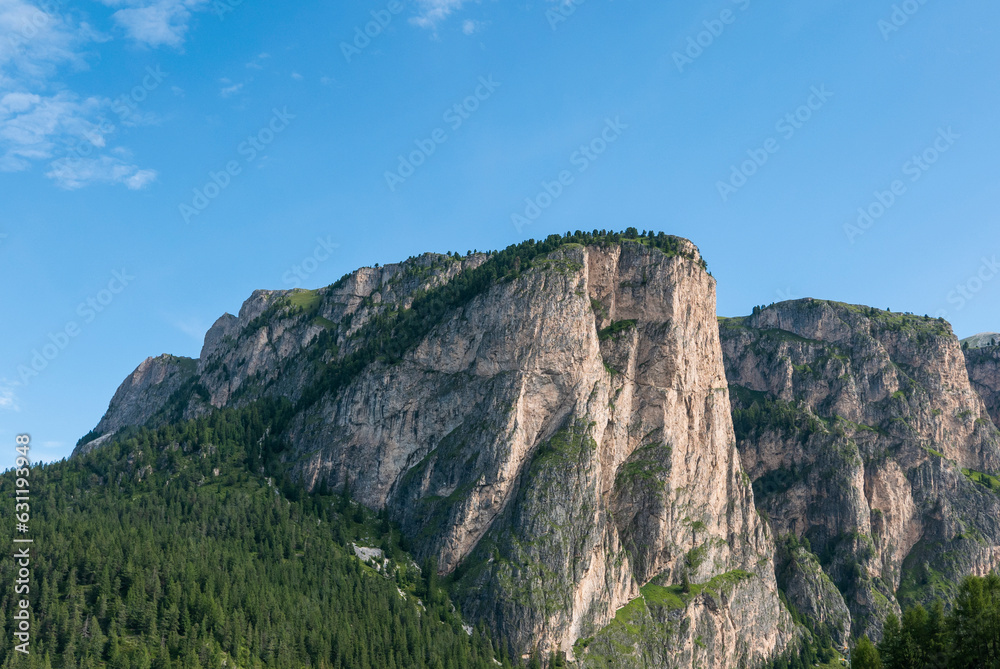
[720,300,1000,639]
[76,253,488,445]
[775,542,852,649]
[76,240,793,666]
[88,354,198,440]
[964,344,1000,427]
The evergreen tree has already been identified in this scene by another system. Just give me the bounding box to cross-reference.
[853,635,882,669]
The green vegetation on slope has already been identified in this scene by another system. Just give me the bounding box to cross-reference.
[730,385,827,445]
[962,467,1000,495]
[573,570,757,666]
[0,405,511,669]
[597,320,637,341]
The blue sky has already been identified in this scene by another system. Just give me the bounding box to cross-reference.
[2,0,999,462]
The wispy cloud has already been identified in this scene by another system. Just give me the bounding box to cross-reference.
[411,0,470,29]
[0,91,103,171]
[245,52,270,69]
[218,78,242,97]
[0,90,158,189]
[46,154,157,189]
[0,0,98,85]
[0,381,20,412]
[99,0,208,48]
[0,0,161,188]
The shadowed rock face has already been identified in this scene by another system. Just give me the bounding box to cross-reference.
[965,344,1000,428]
[720,299,1000,640]
[77,240,793,667]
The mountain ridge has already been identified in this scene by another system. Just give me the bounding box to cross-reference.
[73,231,1000,668]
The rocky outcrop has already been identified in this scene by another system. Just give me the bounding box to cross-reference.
[775,540,852,649]
[76,253,488,447]
[290,242,792,662]
[76,238,794,666]
[89,354,197,438]
[576,569,793,668]
[720,300,1000,640]
[964,344,1000,428]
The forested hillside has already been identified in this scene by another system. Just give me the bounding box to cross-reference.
[0,403,509,669]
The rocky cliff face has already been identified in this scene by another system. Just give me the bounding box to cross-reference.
[78,238,794,666]
[87,354,197,442]
[84,237,1000,662]
[720,300,1000,641]
[290,242,793,662]
[964,344,1000,428]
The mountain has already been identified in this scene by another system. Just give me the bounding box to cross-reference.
[960,332,1000,349]
[66,231,1000,668]
[720,300,1000,646]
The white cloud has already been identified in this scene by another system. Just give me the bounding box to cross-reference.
[290,71,302,81]
[219,81,242,97]
[0,91,159,187]
[0,382,20,412]
[100,0,208,48]
[0,1,159,188]
[0,91,104,171]
[411,0,469,29]
[461,19,480,35]
[245,52,269,69]
[0,0,96,84]
[1,91,41,113]
[45,154,157,189]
